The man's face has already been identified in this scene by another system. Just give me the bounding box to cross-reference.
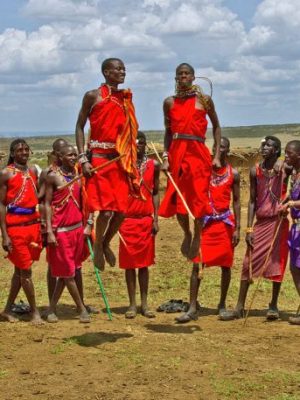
[60,147,77,169]
[214,138,229,159]
[104,60,126,85]
[284,144,299,167]
[175,66,195,88]
[12,143,30,165]
[137,135,146,157]
[260,139,278,160]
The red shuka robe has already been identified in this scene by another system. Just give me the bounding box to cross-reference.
[119,159,155,269]
[5,165,42,269]
[86,85,129,213]
[241,165,289,282]
[159,95,212,219]
[199,164,235,267]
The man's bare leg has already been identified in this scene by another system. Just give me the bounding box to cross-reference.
[139,267,155,318]
[47,266,57,304]
[219,280,249,321]
[177,213,192,258]
[1,267,21,322]
[20,268,43,325]
[47,278,65,323]
[289,266,300,325]
[219,267,231,312]
[266,281,281,320]
[94,211,112,270]
[125,269,137,318]
[188,217,203,260]
[64,278,90,323]
[103,212,125,267]
[176,263,201,323]
[75,268,98,314]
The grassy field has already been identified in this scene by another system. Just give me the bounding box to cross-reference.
[0,126,300,399]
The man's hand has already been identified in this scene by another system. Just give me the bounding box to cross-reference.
[212,157,221,169]
[245,232,254,248]
[83,224,92,238]
[47,232,58,247]
[152,219,159,235]
[82,162,94,178]
[278,203,289,217]
[232,229,240,247]
[2,235,12,253]
[161,159,169,172]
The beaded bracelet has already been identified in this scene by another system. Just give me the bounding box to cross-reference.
[245,227,254,233]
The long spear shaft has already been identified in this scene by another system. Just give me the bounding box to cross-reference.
[87,238,112,321]
[57,154,125,190]
[150,142,195,221]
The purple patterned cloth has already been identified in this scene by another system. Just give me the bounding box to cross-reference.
[288,181,300,268]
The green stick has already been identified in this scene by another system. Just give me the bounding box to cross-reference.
[87,238,112,321]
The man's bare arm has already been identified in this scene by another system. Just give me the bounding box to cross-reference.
[206,96,221,167]
[75,90,98,154]
[152,160,160,234]
[0,169,12,252]
[232,169,241,247]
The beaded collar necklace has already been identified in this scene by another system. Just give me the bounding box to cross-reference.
[101,83,124,110]
[210,164,230,187]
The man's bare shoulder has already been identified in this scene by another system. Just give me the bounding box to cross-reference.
[164,96,174,105]
[0,167,12,182]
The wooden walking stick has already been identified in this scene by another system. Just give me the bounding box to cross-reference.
[243,216,283,327]
[150,142,195,221]
[57,154,126,190]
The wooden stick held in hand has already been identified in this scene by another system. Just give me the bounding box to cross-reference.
[150,142,195,221]
[57,154,126,190]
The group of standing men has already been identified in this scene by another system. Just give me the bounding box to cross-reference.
[1,58,300,325]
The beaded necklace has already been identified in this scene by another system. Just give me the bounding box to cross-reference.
[210,164,231,187]
[175,84,209,110]
[258,163,281,203]
[54,167,80,209]
[101,83,125,110]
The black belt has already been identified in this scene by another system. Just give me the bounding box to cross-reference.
[92,153,119,160]
[173,133,205,143]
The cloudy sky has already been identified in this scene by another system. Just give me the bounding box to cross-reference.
[0,0,299,135]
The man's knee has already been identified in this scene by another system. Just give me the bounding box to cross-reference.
[20,268,32,282]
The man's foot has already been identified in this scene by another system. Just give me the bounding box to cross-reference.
[103,245,116,267]
[218,307,228,319]
[30,312,45,325]
[85,305,99,314]
[180,232,192,258]
[47,313,59,323]
[141,308,155,318]
[188,235,200,260]
[175,310,198,323]
[289,315,300,325]
[266,304,279,321]
[219,308,244,321]
[93,242,105,271]
[125,307,137,319]
[0,311,18,323]
[79,310,91,323]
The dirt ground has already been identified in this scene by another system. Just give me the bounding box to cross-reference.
[0,138,300,400]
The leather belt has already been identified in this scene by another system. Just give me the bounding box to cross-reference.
[172,133,205,143]
[7,219,40,228]
[56,221,82,233]
[92,153,119,160]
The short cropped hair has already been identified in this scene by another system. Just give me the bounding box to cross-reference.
[101,58,123,75]
[176,63,195,75]
[286,140,300,153]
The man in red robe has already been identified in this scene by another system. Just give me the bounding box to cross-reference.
[176,137,241,322]
[221,136,290,321]
[119,131,160,319]
[0,139,43,324]
[45,145,91,323]
[75,58,139,271]
[160,63,221,260]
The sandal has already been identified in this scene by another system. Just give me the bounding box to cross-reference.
[79,310,91,323]
[266,304,279,321]
[47,313,58,323]
[125,309,137,319]
[141,309,156,318]
[175,311,198,323]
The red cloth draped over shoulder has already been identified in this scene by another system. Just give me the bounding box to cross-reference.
[86,85,140,212]
[5,165,40,225]
[119,159,155,269]
[159,95,212,219]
